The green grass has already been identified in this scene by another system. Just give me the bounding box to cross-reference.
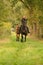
[0,36,43,65]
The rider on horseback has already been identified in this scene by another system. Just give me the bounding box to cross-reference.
[21,16,27,26]
[19,16,30,42]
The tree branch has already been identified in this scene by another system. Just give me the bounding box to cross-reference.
[20,0,31,10]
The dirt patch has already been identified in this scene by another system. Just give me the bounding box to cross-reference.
[0,38,10,43]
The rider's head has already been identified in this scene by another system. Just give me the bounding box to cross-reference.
[22,16,27,20]
[23,16,25,18]
[22,16,26,19]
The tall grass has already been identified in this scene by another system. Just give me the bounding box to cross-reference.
[0,36,43,65]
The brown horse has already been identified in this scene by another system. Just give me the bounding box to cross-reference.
[16,24,20,41]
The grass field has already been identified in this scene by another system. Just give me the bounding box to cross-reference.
[0,35,43,65]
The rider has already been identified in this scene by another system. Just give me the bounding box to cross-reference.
[20,16,28,33]
[21,16,27,26]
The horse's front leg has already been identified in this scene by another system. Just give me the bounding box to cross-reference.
[21,34,23,42]
[25,35,26,42]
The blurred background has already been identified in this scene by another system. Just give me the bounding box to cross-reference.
[0,0,43,39]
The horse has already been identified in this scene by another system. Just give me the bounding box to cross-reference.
[19,25,30,42]
[16,24,20,41]
[16,17,30,42]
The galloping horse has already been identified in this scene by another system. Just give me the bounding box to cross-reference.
[16,16,30,42]
[16,24,20,41]
[19,24,30,42]
[16,24,29,42]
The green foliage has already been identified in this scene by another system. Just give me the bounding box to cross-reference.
[39,16,43,24]
[0,0,5,19]
[0,0,43,38]
[11,0,18,7]
[0,22,11,38]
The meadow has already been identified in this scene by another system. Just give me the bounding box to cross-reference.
[0,35,43,65]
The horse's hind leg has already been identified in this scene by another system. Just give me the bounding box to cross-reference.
[21,34,23,42]
[16,34,19,41]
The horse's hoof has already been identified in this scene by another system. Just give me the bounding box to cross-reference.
[21,40,23,42]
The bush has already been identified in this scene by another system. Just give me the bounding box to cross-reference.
[0,22,11,38]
